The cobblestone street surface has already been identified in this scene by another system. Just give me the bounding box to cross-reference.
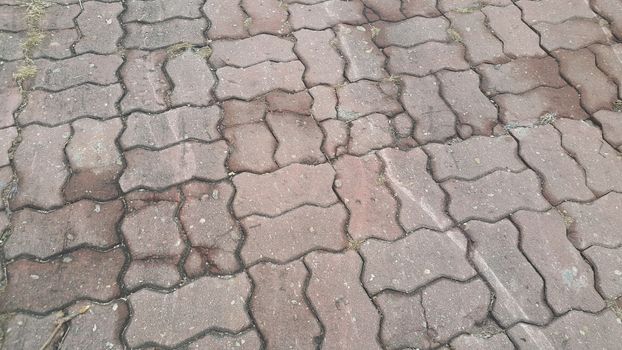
[1,0,622,349]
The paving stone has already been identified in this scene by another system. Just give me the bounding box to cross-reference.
[310,86,337,121]
[0,88,19,128]
[508,310,622,349]
[535,19,610,51]
[583,245,622,299]
[348,113,392,155]
[124,259,181,289]
[124,19,207,49]
[517,0,596,24]
[210,35,296,68]
[233,162,336,217]
[122,106,221,149]
[224,122,278,173]
[361,228,474,294]
[446,11,507,65]
[120,141,228,191]
[123,0,203,22]
[555,119,622,195]
[0,5,26,32]
[512,209,605,314]
[378,148,453,231]
[0,248,125,313]
[385,42,469,76]
[40,4,81,30]
[361,0,403,20]
[0,127,16,167]
[222,99,267,126]
[5,200,123,260]
[75,2,123,54]
[180,181,241,274]
[249,261,321,349]
[304,250,382,350]
[60,301,128,350]
[121,51,169,114]
[11,124,70,209]
[242,0,289,35]
[402,0,441,17]
[266,112,324,167]
[422,279,491,344]
[0,167,13,211]
[511,125,594,204]
[495,86,587,126]
[374,16,449,48]
[438,0,511,12]
[400,75,457,143]
[0,313,63,350]
[19,84,122,126]
[593,0,622,39]
[594,110,622,149]
[266,90,312,115]
[464,219,552,327]
[293,29,344,86]
[320,119,348,158]
[33,54,122,91]
[374,292,432,350]
[443,170,549,222]
[125,274,252,348]
[436,70,498,136]
[187,330,262,349]
[216,61,306,100]
[335,24,387,82]
[482,5,545,58]
[0,31,24,61]
[591,43,622,99]
[203,0,248,39]
[334,154,402,240]
[33,29,79,59]
[288,0,367,30]
[478,56,566,95]
[450,333,514,350]
[560,192,622,249]
[391,113,413,138]
[125,187,182,212]
[183,248,208,278]
[337,80,402,120]
[241,204,348,264]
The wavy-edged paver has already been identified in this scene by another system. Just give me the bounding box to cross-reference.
[560,192,622,249]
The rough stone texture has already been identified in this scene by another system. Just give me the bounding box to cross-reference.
[0,313,63,350]
[593,0,622,39]
[203,0,248,39]
[374,16,449,48]
[512,210,605,314]
[583,245,622,299]
[517,0,596,24]
[0,88,20,128]
[266,112,325,166]
[224,122,278,173]
[535,19,610,51]
[374,292,432,350]
[560,192,622,249]
[402,0,440,17]
[222,99,266,126]
[310,86,337,121]
[294,29,344,86]
[242,0,290,35]
[61,301,129,350]
[0,127,16,167]
[0,32,24,61]
[348,113,393,155]
[120,50,169,113]
[34,29,79,59]
[335,24,387,82]
[594,110,622,149]
[450,333,515,350]
[482,5,545,58]
[33,54,122,91]
[216,61,306,100]
[337,80,403,120]
[124,19,207,49]
[123,0,203,22]
[187,330,262,349]
[446,11,507,65]
[166,50,215,106]
[385,42,469,76]
[210,35,296,68]
[266,90,313,115]
[438,0,512,12]
[75,2,124,54]
[478,56,566,95]
[289,0,367,30]
[124,260,181,289]
[321,119,348,158]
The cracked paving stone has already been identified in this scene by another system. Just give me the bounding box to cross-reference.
[360,228,475,294]
[124,19,207,50]
[463,219,552,327]
[233,162,336,217]
[450,333,515,350]
[266,112,325,167]
[33,54,123,91]
[210,34,296,68]
[288,0,367,30]
[534,19,610,51]
[517,0,596,24]
[241,0,290,35]
[61,301,129,350]
[293,29,345,86]
[121,106,221,149]
[203,0,248,39]
[249,261,321,350]
[511,125,594,204]
[266,90,313,115]
[334,154,402,240]
[166,50,215,106]
[0,126,16,167]
[310,86,337,121]
[385,42,469,76]
[512,209,605,314]
[75,1,123,55]
[337,80,402,121]
[374,292,433,350]
[5,200,123,260]
[241,203,348,265]
[335,24,387,82]
[477,56,566,95]
[560,192,622,249]
[481,5,546,58]
[215,61,306,100]
[0,313,63,350]
[442,169,550,222]
[446,11,507,65]
[120,50,169,114]
[186,330,261,349]
[125,273,252,348]
[120,140,228,191]
[583,245,622,299]
[224,122,278,173]
[373,16,449,48]
[305,250,382,350]
[123,0,203,23]
[348,113,393,155]
[0,248,125,313]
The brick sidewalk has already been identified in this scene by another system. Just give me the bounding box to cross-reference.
[1,0,622,348]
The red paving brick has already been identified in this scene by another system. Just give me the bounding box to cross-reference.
[2,0,622,348]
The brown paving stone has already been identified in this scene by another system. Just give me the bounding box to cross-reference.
[19,84,122,126]
[517,0,596,24]
[288,0,367,30]
[61,301,128,350]
[593,0,622,39]
[210,35,296,68]
[0,126,16,167]
[187,330,261,349]
[266,90,312,115]
[241,203,348,264]
[495,86,587,126]
[443,170,550,222]
[75,1,123,54]
[125,274,252,348]
[508,310,622,349]
[120,50,169,113]
[321,119,348,158]
[374,292,433,350]
[0,88,19,128]
[450,333,515,350]
[249,261,321,349]
[33,54,122,91]
[594,110,622,149]
[374,16,449,48]
[512,209,605,314]
[560,192,622,249]
[334,154,402,240]
[11,124,70,209]
[266,112,324,166]
[464,219,552,327]
[402,0,441,17]
[478,56,566,95]
[361,0,403,21]
[216,61,306,100]
[293,29,345,86]
[361,228,475,294]
[242,0,290,35]
[166,50,215,106]
[555,119,622,195]
[203,0,248,39]
[337,80,402,121]
[0,31,24,61]
[122,106,221,149]
[446,11,507,65]
[0,313,62,350]
[40,4,81,30]
[123,0,203,22]
[482,5,545,58]
[123,259,181,289]
[224,122,278,173]
[535,19,610,51]
[33,29,79,59]
[385,42,469,76]
[0,248,125,313]
[511,125,594,204]
[120,141,228,191]
[304,250,382,350]
[5,200,123,260]
[348,113,393,155]
[554,48,618,113]
[436,70,498,136]
[335,24,387,82]
[391,113,413,138]
[591,43,622,99]
[583,245,622,299]
[233,162,336,217]
[310,86,337,121]
[124,19,207,50]
[222,99,266,126]
[401,75,457,143]
[125,187,182,211]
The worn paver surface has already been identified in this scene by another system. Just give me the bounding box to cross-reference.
[1,0,622,349]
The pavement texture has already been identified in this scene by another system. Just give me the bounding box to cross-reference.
[1,0,622,349]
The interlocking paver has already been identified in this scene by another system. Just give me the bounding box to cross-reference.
[124,19,207,50]
[385,42,469,76]
[0,126,16,167]
[34,29,78,59]
[61,301,129,350]
[266,112,325,166]
[583,245,622,299]
[166,50,215,106]
[446,11,507,65]
[224,122,278,173]
[293,29,345,86]
[0,88,19,128]
[222,99,266,126]
[374,292,432,350]
[361,0,403,21]
[594,110,622,149]
[210,35,296,68]
[402,0,440,17]
[450,333,514,350]
[591,43,622,99]
[242,0,290,35]
[120,50,169,113]
[438,0,511,12]
[0,313,61,350]
[535,19,610,51]
[216,61,306,100]
[310,85,337,121]
[336,24,387,82]
[482,5,545,58]
[337,80,403,120]
[560,192,622,249]
[477,56,566,95]
[348,113,393,155]
[123,0,203,22]
[266,90,313,115]
[373,16,449,48]
[593,0,622,39]
[75,2,123,54]
[288,0,366,30]
[33,54,122,91]
[203,0,248,39]
[320,119,348,158]
[517,0,596,24]
[186,330,261,349]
